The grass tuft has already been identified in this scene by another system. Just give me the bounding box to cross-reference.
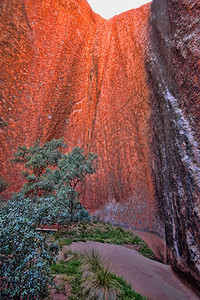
[79,249,121,300]
[51,252,147,300]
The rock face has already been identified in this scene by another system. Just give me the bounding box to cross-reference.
[0,0,157,232]
[0,0,199,293]
[148,0,200,292]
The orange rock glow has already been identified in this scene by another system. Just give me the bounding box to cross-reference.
[0,0,157,230]
[0,0,200,293]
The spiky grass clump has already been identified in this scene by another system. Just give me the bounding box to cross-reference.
[51,254,147,299]
[80,249,122,300]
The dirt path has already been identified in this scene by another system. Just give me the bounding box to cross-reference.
[64,241,199,300]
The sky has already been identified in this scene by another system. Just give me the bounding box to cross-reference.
[87,0,151,20]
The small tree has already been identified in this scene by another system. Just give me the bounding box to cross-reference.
[12,138,66,198]
[12,138,97,226]
[0,198,59,300]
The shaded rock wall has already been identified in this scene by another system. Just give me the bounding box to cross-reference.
[148,0,200,292]
[0,0,199,292]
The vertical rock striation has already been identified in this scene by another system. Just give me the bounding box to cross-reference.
[147,0,200,292]
[0,0,199,293]
[1,0,158,232]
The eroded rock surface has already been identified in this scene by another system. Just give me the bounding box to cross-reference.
[0,0,157,231]
[148,0,200,292]
[0,0,199,293]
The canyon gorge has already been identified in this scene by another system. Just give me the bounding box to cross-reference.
[0,0,199,294]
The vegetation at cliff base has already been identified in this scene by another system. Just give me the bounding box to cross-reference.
[0,202,59,299]
[54,220,155,260]
[11,138,97,226]
[0,137,153,299]
[51,250,147,300]
[0,138,97,299]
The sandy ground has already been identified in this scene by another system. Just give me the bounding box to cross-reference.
[64,241,199,300]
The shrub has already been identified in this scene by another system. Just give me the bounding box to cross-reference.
[12,138,97,226]
[0,138,98,298]
[79,249,122,300]
[0,200,59,300]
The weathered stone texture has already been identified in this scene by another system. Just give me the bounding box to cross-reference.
[148,0,200,292]
[0,0,199,293]
[1,0,158,232]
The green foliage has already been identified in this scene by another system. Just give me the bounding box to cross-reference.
[0,137,97,298]
[55,221,155,259]
[51,254,147,300]
[9,193,90,229]
[80,249,122,300]
[113,275,147,300]
[3,193,65,229]
[0,199,59,300]
[12,138,66,196]
[12,138,97,226]
[52,259,82,276]
[52,259,84,300]
[139,244,155,258]
[0,176,9,193]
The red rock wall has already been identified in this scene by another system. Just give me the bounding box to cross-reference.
[0,0,159,232]
[0,0,200,293]
[0,0,103,189]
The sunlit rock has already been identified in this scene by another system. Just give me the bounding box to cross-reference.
[0,0,199,294]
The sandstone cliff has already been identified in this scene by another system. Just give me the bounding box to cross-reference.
[0,0,199,293]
